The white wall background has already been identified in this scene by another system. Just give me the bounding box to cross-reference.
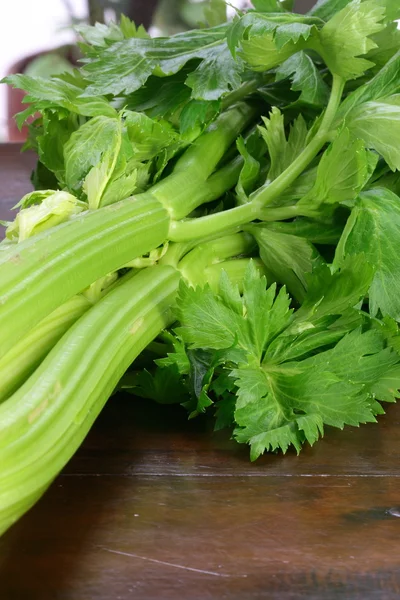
[0,0,88,140]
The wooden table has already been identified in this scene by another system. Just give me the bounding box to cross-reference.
[1,144,400,599]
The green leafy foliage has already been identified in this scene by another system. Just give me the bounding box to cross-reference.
[335,51,400,121]
[2,73,116,127]
[100,162,150,208]
[367,22,400,70]
[375,0,400,22]
[156,333,191,374]
[76,15,148,47]
[248,224,322,301]
[62,110,178,206]
[260,217,344,245]
[311,0,386,80]
[295,257,374,323]
[185,43,242,101]
[235,137,261,203]
[124,111,180,161]
[34,112,78,185]
[299,127,377,209]
[173,262,399,459]
[64,115,122,195]
[308,0,400,22]
[370,169,400,195]
[260,166,316,207]
[119,365,188,404]
[228,12,318,71]
[309,0,399,23]
[335,188,400,321]
[229,0,389,82]
[236,327,396,459]
[81,26,243,102]
[345,95,400,171]
[276,51,330,108]
[125,69,192,120]
[177,263,292,361]
[179,99,220,137]
[259,109,308,181]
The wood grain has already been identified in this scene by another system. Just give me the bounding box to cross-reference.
[1,145,400,600]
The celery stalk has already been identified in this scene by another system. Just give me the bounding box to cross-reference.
[0,266,180,535]
[0,295,91,403]
[0,233,254,535]
[0,104,254,360]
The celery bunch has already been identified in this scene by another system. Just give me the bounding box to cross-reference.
[2,0,400,535]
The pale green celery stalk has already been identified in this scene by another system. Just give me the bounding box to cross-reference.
[168,75,345,242]
[0,103,255,360]
[170,102,255,180]
[0,232,254,536]
[0,268,140,404]
[147,103,256,219]
[0,266,180,536]
[159,226,243,268]
[155,154,244,221]
[0,295,91,403]
[0,155,245,395]
[178,232,255,285]
[0,194,168,360]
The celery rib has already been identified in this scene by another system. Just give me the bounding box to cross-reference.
[0,234,256,535]
[0,295,91,403]
[0,265,180,534]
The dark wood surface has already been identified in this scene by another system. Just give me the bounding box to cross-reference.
[1,144,400,600]
[0,144,36,220]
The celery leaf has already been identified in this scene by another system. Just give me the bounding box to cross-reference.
[335,188,400,320]
[299,127,376,208]
[314,0,386,80]
[259,109,308,181]
[276,51,330,108]
[248,225,322,301]
[345,95,400,171]
[175,262,399,458]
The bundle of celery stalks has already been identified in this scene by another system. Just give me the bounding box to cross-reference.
[2,0,400,535]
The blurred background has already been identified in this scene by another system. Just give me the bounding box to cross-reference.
[0,0,315,142]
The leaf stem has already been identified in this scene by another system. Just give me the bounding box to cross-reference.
[168,75,345,242]
[221,76,267,110]
[155,155,244,221]
[250,74,345,208]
